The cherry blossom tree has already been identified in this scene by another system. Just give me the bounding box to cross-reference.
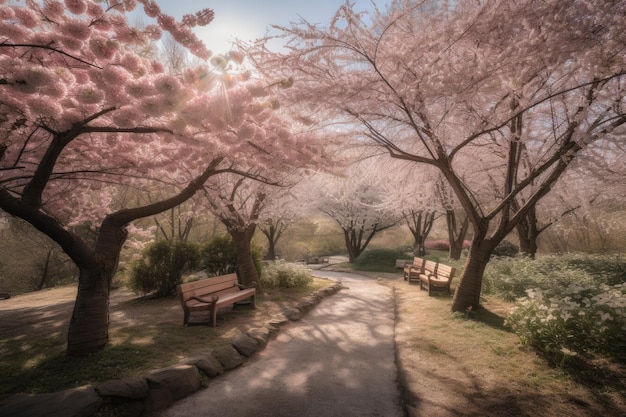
[250,0,626,311]
[203,175,268,288]
[313,166,399,263]
[381,167,440,256]
[0,1,321,355]
[258,189,300,261]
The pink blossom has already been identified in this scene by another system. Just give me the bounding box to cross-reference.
[102,65,130,86]
[154,74,182,96]
[123,0,137,13]
[140,0,161,18]
[64,0,87,15]
[27,96,62,118]
[18,67,55,88]
[125,81,155,98]
[151,61,164,73]
[140,97,165,117]
[0,7,15,20]
[60,35,84,51]
[40,81,67,98]
[77,85,105,104]
[181,14,197,27]
[61,19,91,40]
[157,14,176,31]
[11,6,39,28]
[0,21,29,40]
[42,1,66,21]
[85,1,105,18]
[238,123,257,140]
[89,37,118,60]
[111,107,142,127]
[246,82,267,97]
[228,50,246,65]
[144,24,162,41]
[195,9,215,26]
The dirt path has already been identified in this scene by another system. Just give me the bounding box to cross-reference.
[149,271,404,417]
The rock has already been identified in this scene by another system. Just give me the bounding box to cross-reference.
[101,401,144,417]
[184,353,224,378]
[212,345,245,370]
[232,333,259,357]
[269,315,289,326]
[247,327,270,348]
[296,299,316,314]
[285,307,303,321]
[95,379,149,401]
[144,365,201,412]
[264,320,281,337]
[0,385,102,417]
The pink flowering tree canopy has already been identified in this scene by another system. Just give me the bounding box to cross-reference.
[0,0,322,355]
[249,0,626,311]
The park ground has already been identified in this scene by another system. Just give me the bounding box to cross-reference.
[0,268,625,416]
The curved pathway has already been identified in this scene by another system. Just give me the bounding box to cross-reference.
[151,271,404,417]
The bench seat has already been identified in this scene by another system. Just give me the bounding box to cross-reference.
[177,273,256,326]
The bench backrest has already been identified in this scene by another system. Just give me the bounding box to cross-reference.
[423,260,438,274]
[435,264,456,280]
[396,259,413,268]
[413,257,425,267]
[178,273,239,302]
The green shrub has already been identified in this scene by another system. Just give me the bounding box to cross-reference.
[353,248,409,270]
[483,254,626,301]
[261,261,313,288]
[129,240,200,297]
[200,235,237,277]
[492,240,519,257]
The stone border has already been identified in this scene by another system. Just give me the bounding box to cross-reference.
[0,283,344,417]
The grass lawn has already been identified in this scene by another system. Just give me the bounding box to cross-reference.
[0,277,331,397]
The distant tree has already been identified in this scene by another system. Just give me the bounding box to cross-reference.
[314,166,399,262]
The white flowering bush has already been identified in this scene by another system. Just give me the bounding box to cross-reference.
[483,254,626,301]
[261,261,313,289]
[506,282,626,367]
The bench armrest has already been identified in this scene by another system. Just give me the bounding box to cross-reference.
[236,282,257,290]
[187,294,219,305]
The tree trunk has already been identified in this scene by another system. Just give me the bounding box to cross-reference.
[447,210,469,260]
[230,225,260,288]
[403,210,435,257]
[451,239,496,312]
[344,222,381,263]
[265,237,277,261]
[37,249,53,290]
[260,222,279,261]
[515,205,539,259]
[67,265,112,355]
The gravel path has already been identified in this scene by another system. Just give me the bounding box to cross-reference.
[150,271,404,417]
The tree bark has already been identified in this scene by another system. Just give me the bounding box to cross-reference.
[230,225,260,288]
[344,222,379,263]
[67,265,112,355]
[451,238,496,312]
[403,210,436,257]
[516,213,538,259]
[447,210,470,260]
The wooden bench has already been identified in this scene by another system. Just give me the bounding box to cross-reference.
[418,261,456,296]
[177,273,256,327]
[396,258,413,269]
[404,257,425,281]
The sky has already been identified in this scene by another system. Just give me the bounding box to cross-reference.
[156,0,388,54]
